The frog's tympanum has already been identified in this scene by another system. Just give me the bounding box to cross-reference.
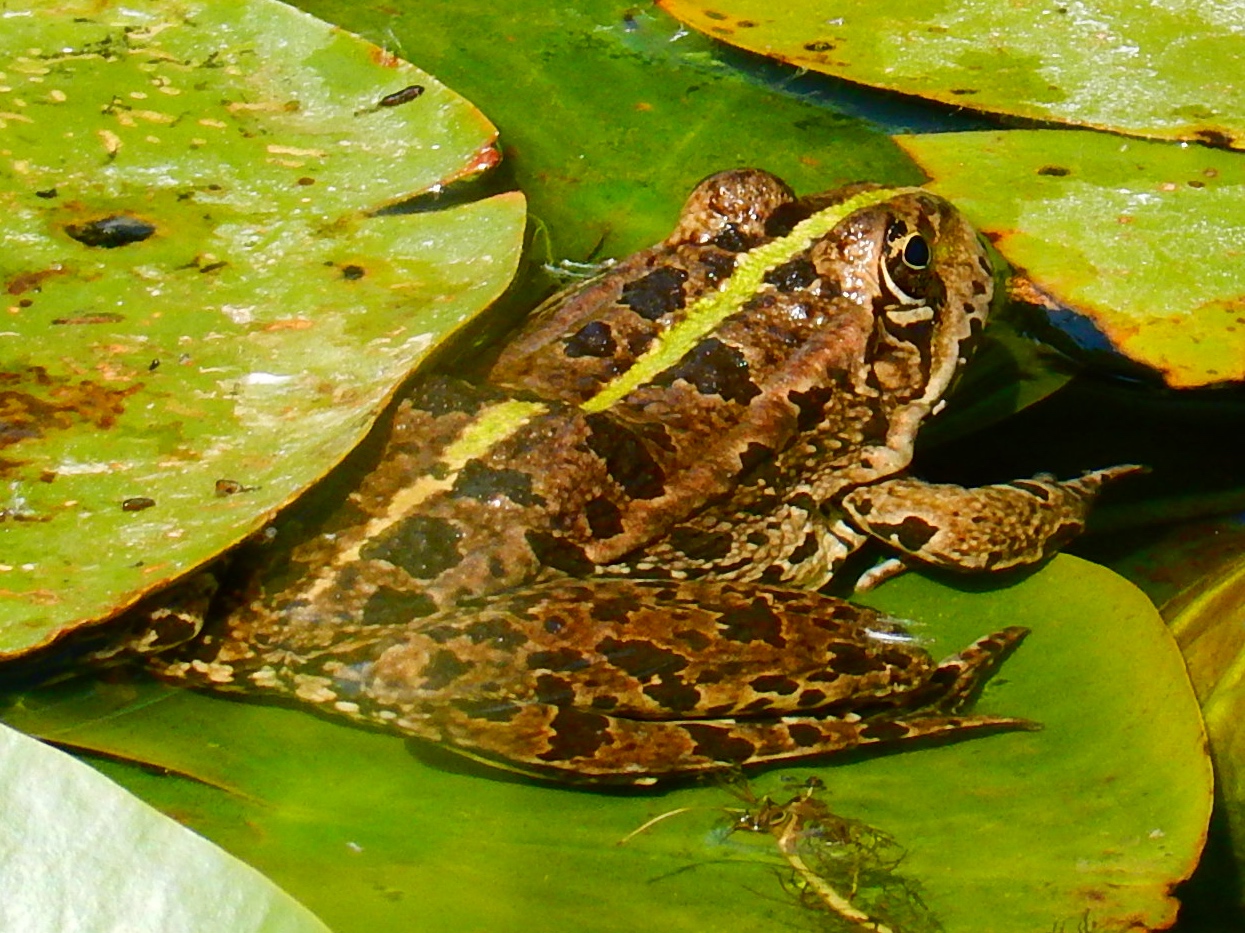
[129,170,1130,784]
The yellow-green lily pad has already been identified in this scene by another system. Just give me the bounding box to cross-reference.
[4,556,1211,932]
[0,0,526,656]
[897,129,1245,387]
[0,721,331,933]
[658,0,1245,148]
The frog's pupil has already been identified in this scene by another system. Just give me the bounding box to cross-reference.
[903,234,930,269]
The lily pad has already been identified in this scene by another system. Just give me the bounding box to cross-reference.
[0,0,526,656]
[0,721,330,933]
[1167,555,1245,872]
[658,0,1245,148]
[897,129,1245,388]
[3,556,1211,932]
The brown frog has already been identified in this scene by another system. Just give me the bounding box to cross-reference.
[132,170,1129,784]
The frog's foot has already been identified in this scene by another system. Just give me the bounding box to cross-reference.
[80,573,217,667]
[924,625,1030,714]
[842,465,1146,573]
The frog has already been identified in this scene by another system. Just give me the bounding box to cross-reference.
[115,169,1130,785]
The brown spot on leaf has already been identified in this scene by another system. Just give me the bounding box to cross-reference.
[65,214,156,248]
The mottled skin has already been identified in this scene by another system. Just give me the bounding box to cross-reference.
[137,170,1125,784]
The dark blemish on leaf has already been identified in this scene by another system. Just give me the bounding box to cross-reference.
[121,496,155,512]
[51,312,125,325]
[296,176,315,186]
[803,40,835,51]
[35,188,57,199]
[341,264,365,280]
[360,587,438,624]
[619,266,688,321]
[564,320,616,358]
[214,478,258,497]
[379,84,425,107]
[66,214,156,248]
[360,514,463,578]
[949,88,979,95]
[656,337,761,405]
[1037,165,1071,177]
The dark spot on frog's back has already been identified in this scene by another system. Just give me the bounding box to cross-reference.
[564,320,617,358]
[786,723,823,748]
[584,496,624,539]
[681,723,756,763]
[717,596,785,647]
[619,266,688,321]
[763,256,817,292]
[452,697,522,723]
[750,674,800,695]
[450,460,542,507]
[525,531,595,576]
[407,376,501,417]
[538,706,613,762]
[464,617,526,650]
[420,649,474,690]
[787,385,836,431]
[360,587,438,625]
[527,646,589,672]
[666,525,732,561]
[656,337,760,405]
[596,636,688,678]
[875,515,938,552]
[359,515,463,579]
[583,413,666,500]
[643,676,701,712]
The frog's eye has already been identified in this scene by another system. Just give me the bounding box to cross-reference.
[882,224,934,305]
[900,233,930,270]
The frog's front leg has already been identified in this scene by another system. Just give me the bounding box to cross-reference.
[151,578,1032,784]
[841,465,1144,574]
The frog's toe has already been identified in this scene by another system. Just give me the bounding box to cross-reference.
[930,626,1029,714]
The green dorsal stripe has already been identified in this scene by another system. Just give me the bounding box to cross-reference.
[580,186,923,414]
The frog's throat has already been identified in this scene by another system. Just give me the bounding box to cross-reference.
[580,186,926,415]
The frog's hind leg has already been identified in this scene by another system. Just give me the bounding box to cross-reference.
[426,702,1037,785]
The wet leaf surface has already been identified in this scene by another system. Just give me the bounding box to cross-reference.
[897,130,1245,387]
[0,721,330,933]
[0,0,525,655]
[2,557,1211,932]
[659,0,1245,147]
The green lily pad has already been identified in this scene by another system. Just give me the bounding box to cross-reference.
[897,129,1245,387]
[0,0,526,656]
[0,721,330,933]
[658,0,1245,148]
[1167,555,1245,876]
[3,556,1210,932]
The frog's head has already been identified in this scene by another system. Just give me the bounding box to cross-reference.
[808,187,994,414]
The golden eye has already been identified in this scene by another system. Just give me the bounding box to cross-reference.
[882,224,934,305]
